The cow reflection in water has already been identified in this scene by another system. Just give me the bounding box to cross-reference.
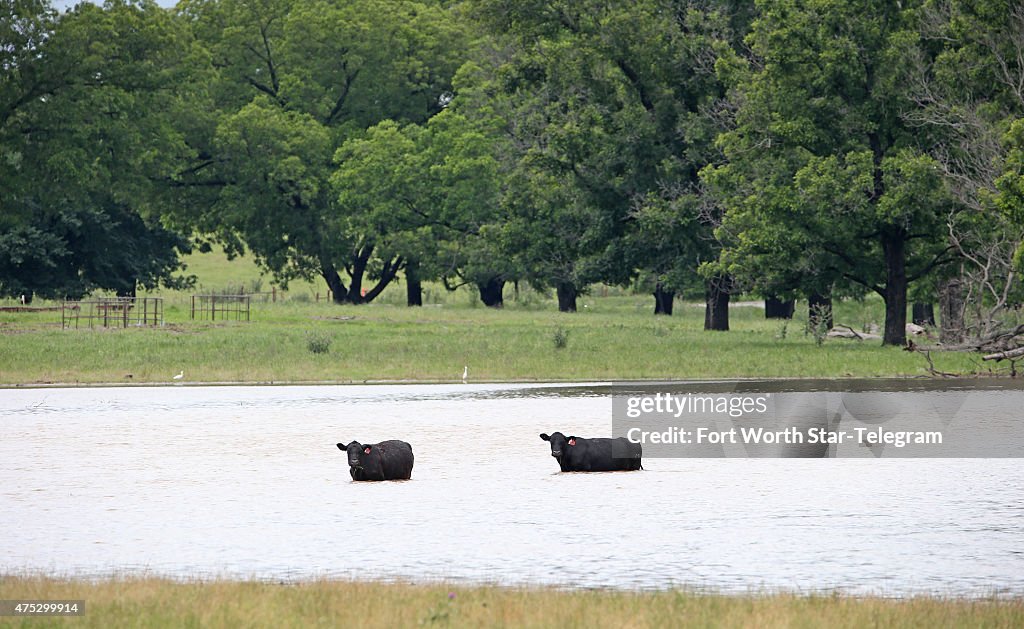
[539,432,643,472]
[336,440,414,481]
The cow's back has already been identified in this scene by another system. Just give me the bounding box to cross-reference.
[564,437,641,472]
[376,440,414,480]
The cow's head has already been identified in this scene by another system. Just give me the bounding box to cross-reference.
[337,441,373,468]
[540,432,576,458]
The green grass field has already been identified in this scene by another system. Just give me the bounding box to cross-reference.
[0,577,1020,629]
[0,295,982,385]
[0,248,987,385]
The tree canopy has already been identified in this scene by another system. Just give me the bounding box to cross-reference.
[4,0,1024,344]
[170,0,469,303]
[1,0,198,299]
[705,0,956,344]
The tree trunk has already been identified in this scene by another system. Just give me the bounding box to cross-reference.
[556,282,577,313]
[477,277,505,308]
[346,246,373,304]
[653,283,675,315]
[704,276,730,331]
[321,263,349,305]
[939,278,966,344]
[912,302,935,326]
[405,260,422,307]
[765,296,795,319]
[882,233,908,346]
[320,250,403,305]
[808,292,833,330]
[360,255,403,304]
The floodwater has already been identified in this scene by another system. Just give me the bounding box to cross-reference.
[1,381,1022,595]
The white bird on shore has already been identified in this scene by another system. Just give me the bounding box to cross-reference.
[173,370,184,381]
[462,366,468,383]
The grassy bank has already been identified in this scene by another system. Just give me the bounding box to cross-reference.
[0,577,1020,629]
[0,248,988,385]
[0,296,981,385]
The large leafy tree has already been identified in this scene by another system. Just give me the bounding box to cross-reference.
[1,0,197,300]
[331,91,514,307]
[903,1,1024,342]
[172,0,468,303]
[470,0,753,320]
[465,51,610,311]
[616,1,755,324]
[706,0,955,345]
[468,0,667,312]
[422,69,521,308]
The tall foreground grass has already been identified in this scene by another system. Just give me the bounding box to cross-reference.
[0,577,1020,629]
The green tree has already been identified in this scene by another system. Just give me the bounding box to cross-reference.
[1,0,198,300]
[896,0,1024,341]
[471,0,753,320]
[173,0,468,303]
[469,0,665,312]
[331,85,519,306]
[705,0,955,345]
[424,69,523,308]
[615,2,755,324]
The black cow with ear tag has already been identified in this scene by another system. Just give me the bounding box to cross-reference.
[336,440,414,481]
[539,432,642,472]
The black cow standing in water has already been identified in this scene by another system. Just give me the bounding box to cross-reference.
[337,440,414,481]
[539,432,643,472]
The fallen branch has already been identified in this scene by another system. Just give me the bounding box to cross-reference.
[913,323,1024,353]
[837,325,863,340]
[904,343,964,377]
[983,323,1024,347]
[982,346,1024,361]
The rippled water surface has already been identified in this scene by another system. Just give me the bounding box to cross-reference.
[1,382,1022,595]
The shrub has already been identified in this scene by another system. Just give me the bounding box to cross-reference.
[809,303,831,347]
[552,327,570,349]
[306,331,332,354]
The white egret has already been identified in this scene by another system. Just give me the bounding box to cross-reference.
[462,366,468,383]
[173,370,184,381]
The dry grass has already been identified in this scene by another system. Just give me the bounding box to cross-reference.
[0,577,1021,628]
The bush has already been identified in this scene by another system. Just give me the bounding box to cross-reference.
[809,303,831,347]
[552,327,570,349]
[306,331,332,354]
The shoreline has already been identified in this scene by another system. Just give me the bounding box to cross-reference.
[1,573,1019,600]
[2,373,1021,390]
